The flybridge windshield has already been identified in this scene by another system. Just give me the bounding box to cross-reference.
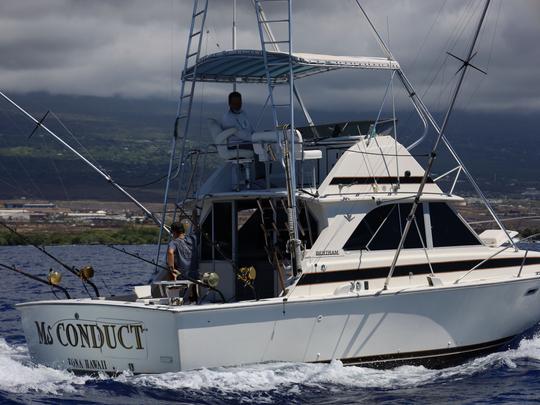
[297,119,395,141]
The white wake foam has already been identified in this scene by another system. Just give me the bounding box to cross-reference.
[2,333,539,395]
[123,332,540,393]
[0,338,89,394]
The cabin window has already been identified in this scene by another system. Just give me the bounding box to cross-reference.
[298,201,319,249]
[201,202,232,260]
[343,203,426,251]
[429,202,480,247]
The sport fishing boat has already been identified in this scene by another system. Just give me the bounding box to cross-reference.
[11,0,540,374]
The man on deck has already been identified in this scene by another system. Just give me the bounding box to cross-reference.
[166,212,199,301]
[221,91,254,147]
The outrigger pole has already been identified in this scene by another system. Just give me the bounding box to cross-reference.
[354,1,518,253]
[0,91,166,232]
[383,0,493,289]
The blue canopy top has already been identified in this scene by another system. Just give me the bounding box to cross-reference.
[182,50,400,84]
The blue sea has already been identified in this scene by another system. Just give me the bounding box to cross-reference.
[1,243,540,404]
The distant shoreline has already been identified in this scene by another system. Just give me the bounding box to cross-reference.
[1,224,538,247]
[0,225,164,246]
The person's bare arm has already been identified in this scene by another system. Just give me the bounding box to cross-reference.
[167,247,176,279]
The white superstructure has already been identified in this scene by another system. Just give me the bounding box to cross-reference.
[16,0,540,374]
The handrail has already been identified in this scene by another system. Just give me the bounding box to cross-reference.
[433,165,463,195]
[433,165,461,182]
[453,244,511,284]
[454,232,540,284]
[406,102,429,151]
[450,166,462,195]
[517,250,529,278]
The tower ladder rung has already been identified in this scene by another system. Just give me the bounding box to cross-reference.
[264,40,289,45]
[266,62,291,67]
[259,19,289,23]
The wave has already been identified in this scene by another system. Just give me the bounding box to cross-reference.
[123,331,540,393]
[1,332,540,396]
[0,338,90,395]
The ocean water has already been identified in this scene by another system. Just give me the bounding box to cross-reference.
[1,243,540,404]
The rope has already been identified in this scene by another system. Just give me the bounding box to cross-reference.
[49,111,104,171]
[38,134,70,200]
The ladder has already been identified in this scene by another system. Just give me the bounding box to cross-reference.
[254,0,293,130]
[254,0,302,273]
[174,0,209,206]
[253,0,319,137]
[156,0,209,267]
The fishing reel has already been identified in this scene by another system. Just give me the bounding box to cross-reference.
[47,269,62,286]
[202,272,220,288]
[79,265,95,281]
[238,266,256,287]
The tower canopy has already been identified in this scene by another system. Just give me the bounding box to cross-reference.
[182,49,400,84]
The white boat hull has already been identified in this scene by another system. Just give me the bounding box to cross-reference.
[17,276,540,373]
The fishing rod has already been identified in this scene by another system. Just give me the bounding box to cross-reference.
[0,262,71,299]
[0,90,168,233]
[106,244,226,303]
[174,204,258,300]
[0,221,100,297]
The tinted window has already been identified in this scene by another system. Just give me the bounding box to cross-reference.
[430,203,480,247]
[343,203,426,251]
[201,202,232,260]
[298,202,319,249]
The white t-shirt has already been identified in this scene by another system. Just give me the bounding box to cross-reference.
[221,109,254,143]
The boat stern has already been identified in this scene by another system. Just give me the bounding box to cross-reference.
[17,299,181,374]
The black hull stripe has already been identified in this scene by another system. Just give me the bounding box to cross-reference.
[317,335,514,369]
[298,257,540,286]
[330,176,434,185]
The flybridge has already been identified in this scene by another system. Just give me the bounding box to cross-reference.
[182,50,400,84]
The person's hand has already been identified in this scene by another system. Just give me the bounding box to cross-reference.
[168,266,179,281]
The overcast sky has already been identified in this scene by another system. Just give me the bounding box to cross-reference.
[0,0,539,115]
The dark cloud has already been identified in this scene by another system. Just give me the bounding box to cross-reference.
[0,0,538,113]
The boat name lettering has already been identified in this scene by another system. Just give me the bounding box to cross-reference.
[67,357,108,371]
[34,320,145,350]
[316,250,339,256]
